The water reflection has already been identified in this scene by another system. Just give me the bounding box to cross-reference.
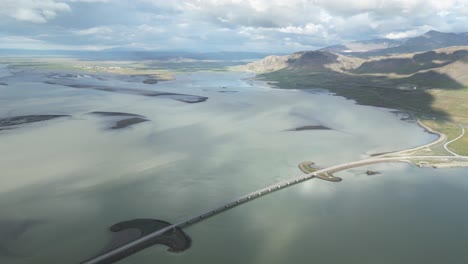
[1,70,466,264]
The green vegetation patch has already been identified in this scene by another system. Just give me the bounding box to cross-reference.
[422,120,461,141]
[448,131,468,156]
[262,69,450,119]
[353,50,468,75]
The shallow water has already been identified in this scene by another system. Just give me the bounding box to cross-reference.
[0,64,12,79]
[0,68,467,264]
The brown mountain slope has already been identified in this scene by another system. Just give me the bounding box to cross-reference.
[233,50,364,74]
[354,46,468,80]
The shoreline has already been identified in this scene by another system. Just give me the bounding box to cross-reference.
[248,70,468,156]
[248,71,465,158]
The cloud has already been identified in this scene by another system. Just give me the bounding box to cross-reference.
[143,0,468,48]
[384,26,433,39]
[0,0,467,52]
[67,0,110,2]
[1,0,70,23]
[277,24,322,35]
[73,26,113,35]
[0,35,110,50]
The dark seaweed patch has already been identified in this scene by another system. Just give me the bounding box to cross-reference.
[287,125,331,131]
[111,117,148,129]
[45,81,208,103]
[0,115,69,130]
[88,112,149,129]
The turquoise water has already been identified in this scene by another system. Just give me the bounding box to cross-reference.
[0,68,467,264]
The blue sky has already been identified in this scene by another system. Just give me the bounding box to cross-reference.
[1,0,467,52]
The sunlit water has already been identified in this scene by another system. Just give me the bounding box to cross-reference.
[0,65,467,264]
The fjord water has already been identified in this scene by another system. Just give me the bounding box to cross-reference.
[1,68,467,264]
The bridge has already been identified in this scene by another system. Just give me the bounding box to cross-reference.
[82,155,468,264]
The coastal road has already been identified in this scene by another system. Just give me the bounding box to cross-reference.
[82,154,468,264]
[388,121,445,156]
[444,124,465,156]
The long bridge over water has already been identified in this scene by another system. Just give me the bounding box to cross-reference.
[82,155,468,264]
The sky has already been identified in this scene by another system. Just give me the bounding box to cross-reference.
[0,0,467,52]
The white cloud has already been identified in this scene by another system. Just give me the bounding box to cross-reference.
[74,26,113,35]
[384,26,433,39]
[1,0,70,23]
[277,24,322,35]
[13,8,48,23]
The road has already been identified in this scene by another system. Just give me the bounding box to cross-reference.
[387,120,445,156]
[444,124,465,156]
[81,154,468,264]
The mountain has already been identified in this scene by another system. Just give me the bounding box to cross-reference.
[321,31,468,57]
[322,38,402,53]
[373,30,468,55]
[356,46,468,87]
[244,31,468,78]
[239,45,468,121]
[354,47,468,74]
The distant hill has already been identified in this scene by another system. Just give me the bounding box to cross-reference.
[233,50,364,73]
[0,49,273,61]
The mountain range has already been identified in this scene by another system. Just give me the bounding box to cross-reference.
[233,30,468,120]
[236,31,468,88]
[321,30,468,56]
